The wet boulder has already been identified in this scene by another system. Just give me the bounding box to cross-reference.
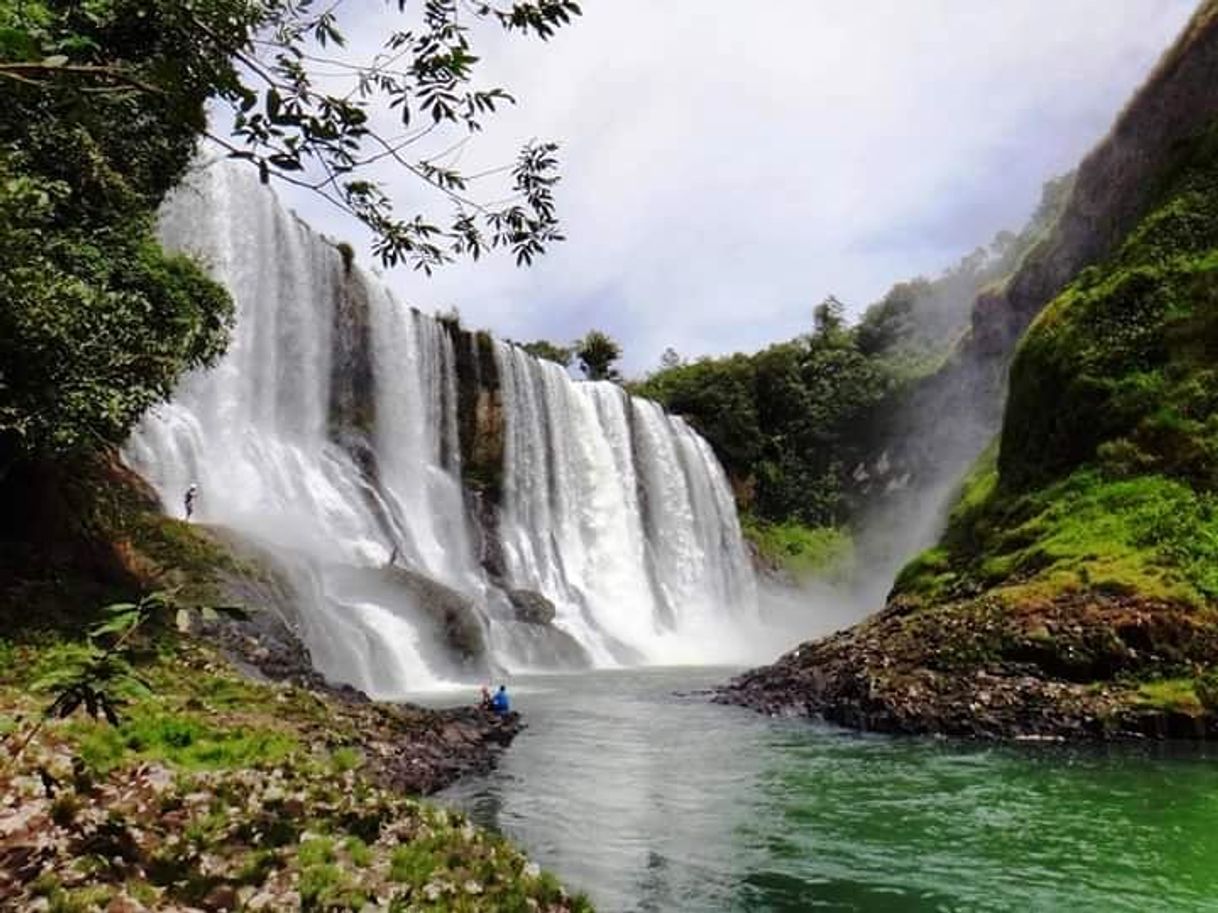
[506,588,557,625]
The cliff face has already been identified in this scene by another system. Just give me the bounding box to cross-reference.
[450,325,505,506]
[970,0,1218,360]
[869,0,1218,521]
[722,2,1218,739]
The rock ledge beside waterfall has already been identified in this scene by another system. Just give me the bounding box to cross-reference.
[189,602,524,795]
[717,593,1218,741]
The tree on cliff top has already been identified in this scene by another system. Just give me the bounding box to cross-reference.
[521,340,573,367]
[575,330,622,382]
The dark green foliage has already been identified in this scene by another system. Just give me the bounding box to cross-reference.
[633,174,1073,529]
[575,330,622,381]
[0,185,233,457]
[634,315,894,526]
[521,339,573,367]
[0,0,244,462]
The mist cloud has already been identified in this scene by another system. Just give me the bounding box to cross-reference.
[274,0,1195,373]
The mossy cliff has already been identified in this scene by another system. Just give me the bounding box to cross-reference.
[721,4,1218,740]
[860,0,1218,544]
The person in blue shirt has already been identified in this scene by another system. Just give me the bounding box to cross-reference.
[490,684,510,715]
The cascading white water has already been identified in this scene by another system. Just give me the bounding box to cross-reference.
[126,159,757,695]
[495,345,756,665]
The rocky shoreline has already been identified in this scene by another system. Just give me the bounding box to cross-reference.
[0,624,558,911]
[717,595,1218,741]
[193,606,522,795]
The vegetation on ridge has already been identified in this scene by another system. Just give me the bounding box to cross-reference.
[897,123,1218,614]
[630,174,1074,565]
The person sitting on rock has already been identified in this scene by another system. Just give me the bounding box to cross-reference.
[491,684,510,715]
[479,685,493,710]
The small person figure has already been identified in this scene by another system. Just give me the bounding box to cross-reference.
[479,685,493,710]
[490,684,510,715]
[184,483,198,520]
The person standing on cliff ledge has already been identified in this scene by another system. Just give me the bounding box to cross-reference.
[184,483,198,521]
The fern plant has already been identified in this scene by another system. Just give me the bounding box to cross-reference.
[6,591,246,762]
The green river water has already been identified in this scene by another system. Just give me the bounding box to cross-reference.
[436,667,1218,912]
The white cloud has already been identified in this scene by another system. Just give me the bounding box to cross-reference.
[273,0,1197,372]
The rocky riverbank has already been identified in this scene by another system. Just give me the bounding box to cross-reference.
[718,593,1218,741]
[0,633,582,911]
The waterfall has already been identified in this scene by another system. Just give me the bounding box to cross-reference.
[125,160,757,695]
[495,345,756,665]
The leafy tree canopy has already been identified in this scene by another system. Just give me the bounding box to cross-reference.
[575,330,621,382]
[0,0,581,272]
[632,173,1075,528]
[521,339,573,367]
[0,0,245,464]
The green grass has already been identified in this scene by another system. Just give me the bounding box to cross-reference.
[344,836,374,868]
[329,745,364,773]
[299,837,337,867]
[741,515,854,582]
[1135,678,1205,715]
[899,469,1218,607]
[389,838,443,886]
[300,862,366,912]
[68,706,298,774]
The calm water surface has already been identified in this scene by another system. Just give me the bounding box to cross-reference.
[433,667,1218,912]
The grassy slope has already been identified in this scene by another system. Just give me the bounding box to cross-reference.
[1,638,589,912]
[890,123,1218,715]
[740,514,855,583]
[0,457,591,911]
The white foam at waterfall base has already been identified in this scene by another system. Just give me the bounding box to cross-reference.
[126,159,765,696]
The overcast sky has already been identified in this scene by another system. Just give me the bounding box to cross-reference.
[273,1,1197,374]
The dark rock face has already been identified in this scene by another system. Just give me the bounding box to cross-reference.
[498,620,591,670]
[449,325,505,505]
[506,588,557,625]
[717,594,1218,740]
[380,565,491,674]
[367,705,524,795]
[494,588,590,668]
[328,266,377,457]
[470,492,508,581]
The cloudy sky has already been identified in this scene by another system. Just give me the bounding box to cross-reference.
[274,1,1196,374]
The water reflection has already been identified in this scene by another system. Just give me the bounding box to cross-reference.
[434,669,1218,913]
